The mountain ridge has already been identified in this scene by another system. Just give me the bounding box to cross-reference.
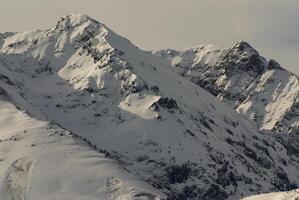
[154,41,299,134]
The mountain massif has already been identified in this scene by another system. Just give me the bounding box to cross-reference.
[0,14,298,200]
[154,42,299,134]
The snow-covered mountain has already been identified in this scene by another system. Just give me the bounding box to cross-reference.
[154,42,299,134]
[0,14,299,200]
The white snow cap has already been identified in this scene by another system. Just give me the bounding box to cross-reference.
[56,13,100,29]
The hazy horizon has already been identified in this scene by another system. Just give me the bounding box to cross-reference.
[0,0,298,74]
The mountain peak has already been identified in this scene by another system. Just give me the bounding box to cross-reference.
[55,14,100,30]
[233,41,259,54]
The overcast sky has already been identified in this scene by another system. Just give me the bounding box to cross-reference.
[0,0,298,74]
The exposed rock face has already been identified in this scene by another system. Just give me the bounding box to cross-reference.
[151,97,178,111]
[224,41,265,75]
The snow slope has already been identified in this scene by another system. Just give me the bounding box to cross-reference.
[0,97,163,200]
[242,189,299,200]
[154,42,299,134]
[0,14,299,200]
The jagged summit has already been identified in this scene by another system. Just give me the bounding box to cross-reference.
[233,41,259,54]
[223,41,266,75]
[231,41,284,72]
[267,59,283,70]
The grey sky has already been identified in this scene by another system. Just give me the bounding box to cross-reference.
[0,0,298,74]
